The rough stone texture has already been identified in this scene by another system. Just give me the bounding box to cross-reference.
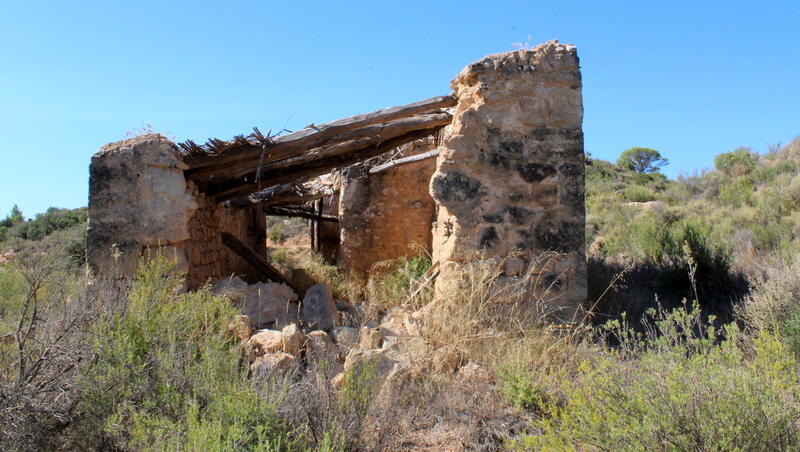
[331,326,359,347]
[338,138,438,275]
[358,326,383,349]
[87,134,267,289]
[213,277,299,329]
[430,41,587,319]
[304,330,336,361]
[228,315,254,343]
[185,183,267,289]
[301,283,337,331]
[87,134,197,281]
[244,323,304,361]
[250,352,298,380]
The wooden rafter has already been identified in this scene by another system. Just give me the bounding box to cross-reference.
[211,127,445,202]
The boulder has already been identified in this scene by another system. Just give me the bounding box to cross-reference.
[250,352,298,381]
[359,326,383,349]
[621,200,666,214]
[244,323,304,361]
[280,323,304,355]
[344,347,410,381]
[228,315,254,343]
[212,276,249,301]
[301,283,337,331]
[504,257,527,277]
[213,278,299,330]
[379,305,421,337]
[331,326,359,347]
[244,329,283,361]
[304,330,336,362]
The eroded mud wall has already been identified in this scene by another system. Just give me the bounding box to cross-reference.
[430,41,587,318]
[87,134,265,289]
[338,138,438,275]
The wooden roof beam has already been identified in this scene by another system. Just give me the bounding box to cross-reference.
[183,95,455,177]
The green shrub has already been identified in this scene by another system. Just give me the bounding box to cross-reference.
[715,147,759,176]
[497,364,548,412]
[523,303,800,451]
[718,177,755,207]
[270,248,289,265]
[268,224,284,243]
[628,213,671,261]
[78,255,290,450]
[12,207,87,241]
[367,255,432,309]
[622,185,657,202]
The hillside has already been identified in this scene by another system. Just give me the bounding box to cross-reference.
[3,139,800,449]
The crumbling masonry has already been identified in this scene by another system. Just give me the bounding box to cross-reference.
[87,40,586,316]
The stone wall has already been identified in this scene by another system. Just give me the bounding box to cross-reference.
[88,134,265,289]
[87,134,197,283]
[338,138,438,275]
[184,185,266,288]
[430,41,587,319]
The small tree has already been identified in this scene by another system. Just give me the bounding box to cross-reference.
[0,205,24,228]
[617,147,668,174]
[714,147,758,177]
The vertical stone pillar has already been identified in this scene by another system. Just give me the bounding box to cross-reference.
[87,134,198,282]
[430,41,587,319]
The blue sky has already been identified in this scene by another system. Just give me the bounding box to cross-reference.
[1,0,798,217]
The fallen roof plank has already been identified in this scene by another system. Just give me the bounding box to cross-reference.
[368,148,441,174]
[188,112,451,188]
[183,95,455,174]
[220,231,299,291]
[211,126,446,202]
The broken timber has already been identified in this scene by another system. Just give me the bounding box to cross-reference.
[182,95,454,201]
[220,231,299,292]
[211,127,445,202]
[264,206,339,222]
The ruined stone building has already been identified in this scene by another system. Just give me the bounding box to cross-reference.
[87,40,586,317]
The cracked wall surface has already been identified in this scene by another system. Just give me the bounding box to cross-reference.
[87,134,265,289]
[430,41,587,318]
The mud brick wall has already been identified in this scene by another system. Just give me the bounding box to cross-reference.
[184,185,266,289]
[430,41,587,319]
[338,138,438,275]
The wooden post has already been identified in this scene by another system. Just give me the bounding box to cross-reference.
[314,199,323,252]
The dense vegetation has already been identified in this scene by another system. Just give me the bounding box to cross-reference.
[3,137,800,449]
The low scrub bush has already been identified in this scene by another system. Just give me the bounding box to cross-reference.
[77,256,290,450]
[367,254,433,310]
[523,303,800,451]
[623,184,657,202]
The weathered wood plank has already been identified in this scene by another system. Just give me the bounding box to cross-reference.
[183,95,456,172]
[187,112,451,187]
[220,231,298,291]
[368,148,441,174]
[265,206,339,222]
[211,126,445,202]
